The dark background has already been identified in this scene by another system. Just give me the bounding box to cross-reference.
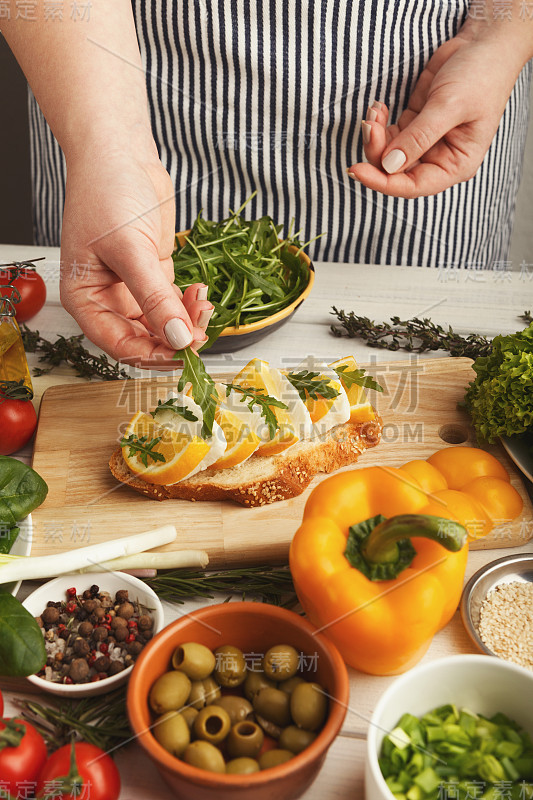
[0,34,33,245]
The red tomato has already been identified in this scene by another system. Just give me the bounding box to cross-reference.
[0,396,37,455]
[36,742,121,800]
[0,690,3,717]
[0,718,48,793]
[0,267,47,321]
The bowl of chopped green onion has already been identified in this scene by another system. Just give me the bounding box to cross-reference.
[173,209,315,353]
[366,654,533,800]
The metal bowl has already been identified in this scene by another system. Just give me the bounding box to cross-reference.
[460,553,533,658]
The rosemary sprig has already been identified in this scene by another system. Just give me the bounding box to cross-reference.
[150,397,198,421]
[120,434,166,467]
[285,370,340,402]
[16,686,131,752]
[146,565,297,608]
[20,327,131,381]
[331,308,493,359]
[224,384,288,440]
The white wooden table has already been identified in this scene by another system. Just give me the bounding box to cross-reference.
[1,244,532,799]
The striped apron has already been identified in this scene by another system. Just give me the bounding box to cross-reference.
[29,0,532,267]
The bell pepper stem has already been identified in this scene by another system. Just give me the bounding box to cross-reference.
[362,514,467,565]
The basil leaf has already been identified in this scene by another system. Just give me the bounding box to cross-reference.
[0,525,20,555]
[0,593,46,676]
[0,456,48,527]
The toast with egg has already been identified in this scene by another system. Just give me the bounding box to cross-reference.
[109,357,382,507]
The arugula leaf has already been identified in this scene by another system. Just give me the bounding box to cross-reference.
[0,593,46,676]
[286,370,340,402]
[151,398,198,421]
[175,348,217,438]
[224,384,288,440]
[334,365,383,393]
[120,435,166,468]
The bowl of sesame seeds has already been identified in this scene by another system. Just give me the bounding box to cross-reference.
[460,554,533,671]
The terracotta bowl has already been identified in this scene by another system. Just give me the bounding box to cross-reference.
[175,232,315,353]
[127,602,349,800]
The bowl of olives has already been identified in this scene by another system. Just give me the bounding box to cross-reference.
[127,601,349,800]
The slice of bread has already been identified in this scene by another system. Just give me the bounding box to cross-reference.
[109,417,382,507]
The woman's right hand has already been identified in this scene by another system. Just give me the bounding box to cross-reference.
[60,144,213,369]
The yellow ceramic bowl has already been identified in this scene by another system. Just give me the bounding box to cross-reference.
[175,231,315,353]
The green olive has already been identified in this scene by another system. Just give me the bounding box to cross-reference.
[226,720,265,759]
[279,676,305,695]
[279,725,317,754]
[188,676,221,710]
[152,710,190,757]
[149,670,191,715]
[214,645,247,687]
[243,671,276,702]
[255,713,281,739]
[263,644,300,682]
[226,757,260,775]
[183,740,226,774]
[290,682,328,731]
[258,749,293,770]
[180,706,199,731]
[216,695,253,726]
[172,642,216,680]
[193,704,231,744]
[253,687,291,727]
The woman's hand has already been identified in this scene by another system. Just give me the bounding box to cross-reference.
[348,17,533,198]
[60,147,213,369]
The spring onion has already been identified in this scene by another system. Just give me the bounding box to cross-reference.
[379,704,533,800]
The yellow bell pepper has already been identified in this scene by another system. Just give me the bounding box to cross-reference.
[289,447,523,676]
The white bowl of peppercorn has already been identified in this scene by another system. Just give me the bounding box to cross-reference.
[22,572,164,697]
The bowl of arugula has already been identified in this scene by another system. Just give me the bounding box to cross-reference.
[173,206,315,353]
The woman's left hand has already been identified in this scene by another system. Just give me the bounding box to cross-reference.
[348,17,533,198]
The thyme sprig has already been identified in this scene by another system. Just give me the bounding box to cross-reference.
[120,434,166,467]
[331,308,493,359]
[146,565,297,607]
[224,384,288,440]
[16,686,131,752]
[20,327,131,381]
[150,398,198,421]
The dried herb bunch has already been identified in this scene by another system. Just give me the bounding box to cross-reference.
[21,327,130,381]
[331,308,496,360]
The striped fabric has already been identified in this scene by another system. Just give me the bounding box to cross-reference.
[29,0,532,268]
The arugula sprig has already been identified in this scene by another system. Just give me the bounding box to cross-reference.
[120,434,166,467]
[224,384,288,440]
[334,365,383,393]
[285,370,340,402]
[150,398,198,421]
[174,348,217,438]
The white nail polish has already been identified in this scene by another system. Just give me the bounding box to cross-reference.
[382,149,406,174]
[196,286,208,301]
[198,308,213,328]
[361,121,372,145]
[164,318,193,349]
[367,108,378,123]
[372,100,382,110]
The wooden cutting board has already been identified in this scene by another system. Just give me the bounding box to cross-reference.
[30,357,532,567]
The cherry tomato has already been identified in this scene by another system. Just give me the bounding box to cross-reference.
[0,267,47,321]
[0,718,48,793]
[0,690,3,717]
[36,742,121,800]
[0,396,37,455]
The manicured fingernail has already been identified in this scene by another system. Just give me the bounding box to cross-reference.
[382,149,406,174]
[361,121,372,145]
[372,100,382,110]
[197,286,208,301]
[198,308,213,328]
[346,169,359,181]
[164,318,193,349]
[367,108,378,122]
